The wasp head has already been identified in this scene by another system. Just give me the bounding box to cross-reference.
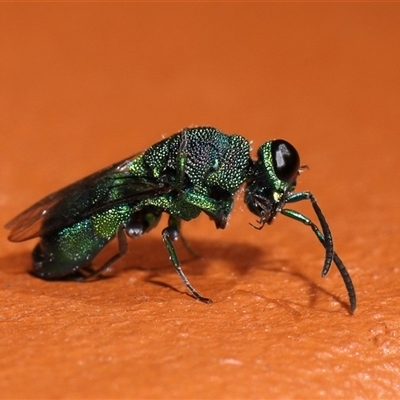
[245,139,301,228]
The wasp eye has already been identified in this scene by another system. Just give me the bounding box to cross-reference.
[271,140,300,182]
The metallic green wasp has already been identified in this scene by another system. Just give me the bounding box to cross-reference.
[5,127,356,312]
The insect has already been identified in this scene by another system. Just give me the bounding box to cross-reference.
[5,126,356,312]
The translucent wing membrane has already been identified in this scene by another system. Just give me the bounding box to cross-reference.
[6,154,171,242]
[6,191,66,242]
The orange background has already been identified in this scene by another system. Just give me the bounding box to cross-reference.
[1,3,400,399]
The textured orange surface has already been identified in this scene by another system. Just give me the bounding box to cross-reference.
[1,3,400,399]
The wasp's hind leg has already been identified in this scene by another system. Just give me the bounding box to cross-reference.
[167,214,200,259]
[74,207,164,281]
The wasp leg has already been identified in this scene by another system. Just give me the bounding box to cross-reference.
[162,216,212,304]
[179,231,200,259]
[125,207,162,238]
[167,214,199,258]
[285,191,334,276]
[281,207,356,313]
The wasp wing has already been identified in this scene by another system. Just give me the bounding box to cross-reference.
[6,154,172,242]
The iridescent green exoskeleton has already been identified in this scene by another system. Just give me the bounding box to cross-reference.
[5,126,356,312]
